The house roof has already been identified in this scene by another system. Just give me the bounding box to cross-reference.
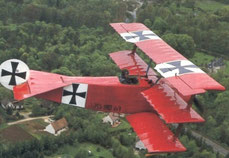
[51,117,68,132]
[109,112,119,122]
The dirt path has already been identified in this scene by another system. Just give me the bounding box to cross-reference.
[8,115,54,126]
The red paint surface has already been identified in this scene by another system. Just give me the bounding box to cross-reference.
[127,112,186,153]
[110,23,150,33]
[142,84,205,123]
[136,40,186,64]
[86,82,153,113]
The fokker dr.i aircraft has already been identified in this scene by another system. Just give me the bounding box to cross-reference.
[0,23,225,154]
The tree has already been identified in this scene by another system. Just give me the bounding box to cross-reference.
[153,17,168,34]
[216,6,229,22]
[31,105,47,116]
[162,33,195,58]
[51,66,74,76]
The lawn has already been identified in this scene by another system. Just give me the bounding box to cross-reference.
[191,51,229,74]
[0,123,9,130]
[18,119,50,139]
[47,143,114,158]
[108,118,132,133]
[196,0,227,12]
[191,51,215,67]
[224,60,229,74]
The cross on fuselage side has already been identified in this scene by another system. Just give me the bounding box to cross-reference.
[159,61,198,75]
[62,84,86,105]
[1,61,26,85]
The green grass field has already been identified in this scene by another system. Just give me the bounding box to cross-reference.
[108,118,131,133]
[17,119,50,139]
[196,0,227,12]
[191,51,215,67]
[0,123,9,130]
[191,51,229,74]
[47,143,114,158]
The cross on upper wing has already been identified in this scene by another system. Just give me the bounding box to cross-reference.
[155,60,204,78]
[120,30,160,43]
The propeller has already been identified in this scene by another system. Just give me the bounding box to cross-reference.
[193,96,204,114]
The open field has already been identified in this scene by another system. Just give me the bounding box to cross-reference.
[47,143,114,158]
[18,119,50,139]
[0,119,50,144]
[0,125,34,143]
[196,0,228,12]
[191,51,229,73]
[108,118,131,133]
[191,51,215,67]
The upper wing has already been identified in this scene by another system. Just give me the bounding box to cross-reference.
[126,112,186,153]
[110,23,225,96]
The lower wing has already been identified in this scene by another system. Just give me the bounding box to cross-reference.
[126,112,186,153]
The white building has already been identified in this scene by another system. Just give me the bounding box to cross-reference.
[103,112,120,126]
[44,117,68,136]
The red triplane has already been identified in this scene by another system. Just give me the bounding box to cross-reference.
[0,23,225,154]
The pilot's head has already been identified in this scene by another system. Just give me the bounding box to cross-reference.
[121,69,129,78]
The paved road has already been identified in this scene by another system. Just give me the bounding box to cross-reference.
[8,115,54,125]
[191,130,229,157]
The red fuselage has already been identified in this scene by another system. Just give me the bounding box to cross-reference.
[36,76,154,114]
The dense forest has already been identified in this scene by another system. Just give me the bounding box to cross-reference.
[0,0,229,158]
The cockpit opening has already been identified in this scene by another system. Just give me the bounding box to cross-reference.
[119,69,138,85]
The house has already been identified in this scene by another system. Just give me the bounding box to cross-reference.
[207,57,225,73]
[1,99,24,110]
[135,137,146,150]
[44,117,68,136]
[103,112,120,126]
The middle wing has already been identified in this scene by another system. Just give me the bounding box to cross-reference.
[109,50,157,77]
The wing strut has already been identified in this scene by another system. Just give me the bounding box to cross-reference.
[146,59,152,77]
[174,124,184,140]
[131,44,137,54]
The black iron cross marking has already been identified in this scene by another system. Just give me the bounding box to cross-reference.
[159,61,198,75]
[124,31,156,41]
[63,84,86,105]
[1,62,26,85]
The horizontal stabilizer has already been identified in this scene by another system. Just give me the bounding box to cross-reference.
[141,84,205,123]
[14,70,70,100]
[126,112,186,153]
